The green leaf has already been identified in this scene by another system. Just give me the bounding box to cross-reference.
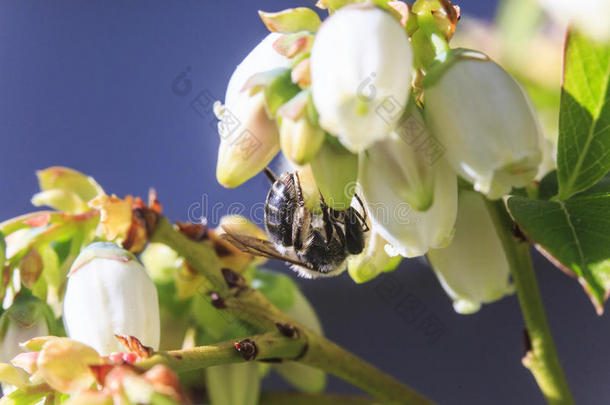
[556,30,610,199]
[508,179,610,313]
[259,8,321,33]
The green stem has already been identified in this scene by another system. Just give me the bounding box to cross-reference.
[136,331,305,372]
[485,199,574,404]
[259,392,381,405]
[150,217,434,405]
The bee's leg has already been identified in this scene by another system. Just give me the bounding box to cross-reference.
[293,171,305,207]
[292,207,311,251]
[321,206,333,244]
[332,221,346,246]
[314,187,336,243]
[353,194,369,232]
[291,172,307,251]
[263,167,278,184]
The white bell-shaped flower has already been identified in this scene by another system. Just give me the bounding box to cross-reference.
[310,5,413,153]
[428,190,515,314]
[63,242,160,355]
[424,50,542,199]
[216,33,289,188]
[359,156,457,258]
[359,105,458,258]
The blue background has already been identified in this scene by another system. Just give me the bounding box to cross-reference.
[1,1,608,404]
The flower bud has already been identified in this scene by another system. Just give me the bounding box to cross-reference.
[216,33,289,188]
[278,93,325,165]
[311,5,413,153]
[424,50,542,199]
[0,293,51,364]
[427,190,515,314]
[309,138,358,210]
[63,242,160,355]
[359,147,458,257]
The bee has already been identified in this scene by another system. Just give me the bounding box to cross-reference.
[222,168,370,278]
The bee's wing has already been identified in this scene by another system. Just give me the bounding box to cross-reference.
[220,227,315,270]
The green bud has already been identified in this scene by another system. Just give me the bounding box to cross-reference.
[278,97,325,165]
[310,137,358,210]
[140,243,181,285]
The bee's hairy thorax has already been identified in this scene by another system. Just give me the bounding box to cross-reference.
[264,172,366,276]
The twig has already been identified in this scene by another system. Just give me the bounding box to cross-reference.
[485,199,574,404]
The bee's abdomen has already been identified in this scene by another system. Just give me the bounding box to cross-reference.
[265,174,297,247]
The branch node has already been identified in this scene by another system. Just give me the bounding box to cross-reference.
[294,343,309,361]
[512,222,527,242]
[275,322,299,339]
[221,268,246,288]
[209,292,226,309]
[234,339,258,361]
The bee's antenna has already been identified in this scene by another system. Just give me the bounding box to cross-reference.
[263,167,278,184]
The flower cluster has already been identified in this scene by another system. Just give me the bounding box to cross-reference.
[0,166,330,403]
[214,0,545,313]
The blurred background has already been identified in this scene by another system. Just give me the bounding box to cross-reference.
[0,1,605,403]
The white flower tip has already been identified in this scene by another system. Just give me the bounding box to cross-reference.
[453,299,481,315]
